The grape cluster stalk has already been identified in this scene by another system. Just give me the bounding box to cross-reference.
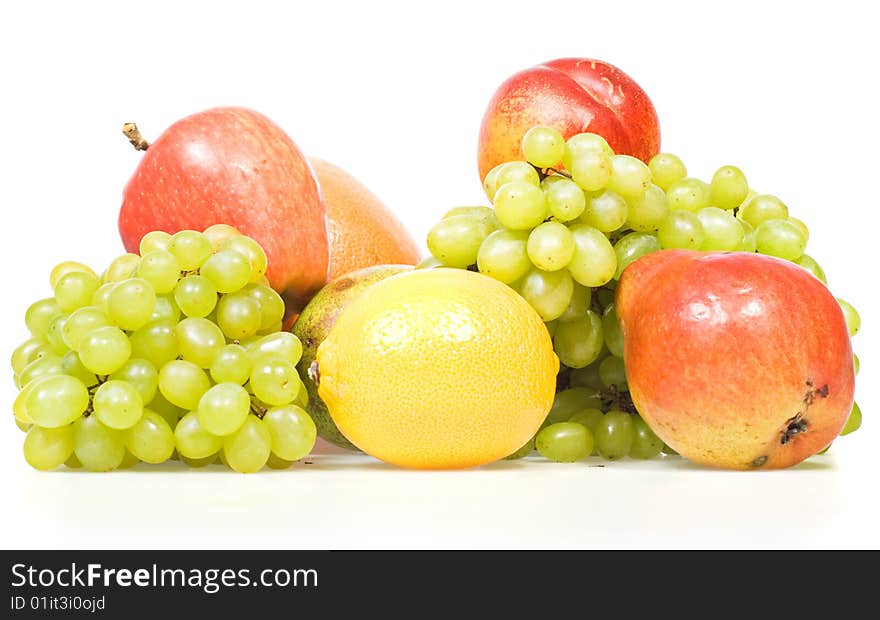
[423,126,863,463]
[12,225,316,472]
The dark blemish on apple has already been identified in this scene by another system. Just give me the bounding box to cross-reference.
[333,278,355,292]
[780,414,808,445]
[750,455,768,468]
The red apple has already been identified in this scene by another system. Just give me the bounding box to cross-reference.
[118,107,329,312]
[478,58,661,181]
[616,250,854,470]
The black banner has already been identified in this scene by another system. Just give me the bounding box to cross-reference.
[0,550,864,617]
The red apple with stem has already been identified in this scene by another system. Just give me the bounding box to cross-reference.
[478,58,661,181]
[616,250,854,470]
[118,107,329,313]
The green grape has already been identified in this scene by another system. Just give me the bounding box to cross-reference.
[614,232,661,279]
[836,299,860,336]
[241,284,285,331]
[91,283,116,313]
[796,255,827,283]
[546,387,603,425]
[210,344,252,384]
[658,210,705,249]
[562,133,613,170]
[607,155,651,198]
[264,404,317,461]
[504,437,535,460]
[517,268,574,322]
[102,253,141,283]
[61,306,110,351]
[594,410,634,460]
[129,320,179,368]
[26,374,88,427]
[73,415,125,471]
[11,339,52,375]
[220,236,268,282]
[109,358,158,403]
[174,275,218,318]
[139,230,172,255]
[416,256,443,270]
[150,294,181,323]
[494,161,541,188]
[25,297,64,340]
[64,453,82,468]
[54,271,100,313]
[738,219,757,252]
[203,224,241,250]
[596,286,615,308]
[16,420,32,433]
[570,151,612,191]
[493,182,548,230]
[181,453,218,468]
[476,229,531,284]
[17,355,63,389]
[174,411,223,458]
[23,425,75,470]
[223,416,272,473]
[158,360,211,410]
[709,165,749,209]
[567,224,617,287]
[630,416,664,459]
[117,449,140,469]
[174,317,225,368]
[787,217,810,242]
[599,356,627,390]
[60,351,98,386]
[200,250,253,293]
[443,206,500,231]
[667,178,711,212]
[536,422,593,462]
[755,218,807,261]
[50,261,97,289]
[93,380,144,430]
[853,354,860,375]
[840,402,861,436]
[482,164,504,200]
[567,362,605,391]
[568,408,604,431]
[168,230,213,271]
[249,356,301,406]
[557,283,591,322]
[739,194,788,227]
[78,326,131,375]
[147,392,184,428]
[215,294,261,340]
[544,320,558,338]
[138,252,180,296]
[266,453,295,469]
[697,207,745,251]
[522,126,565,168]
[527,221,575,271]
[553,311,603,368]
[602,304,624,358]
[661,443,679,456]
[582,190,628,232]
[627,184,669,232]
[107,278,156,331]
[427,215,489,268]
[198,383,251,436]
[544,178,587,222]
[45,315,70,355]
[247,332,303,364]
[648,153,687,190]
[14,376,45,423]
[294,376,309,409]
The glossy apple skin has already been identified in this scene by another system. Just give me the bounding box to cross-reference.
[118,107,329,312]
[616,250,854,470]
[478,58,660,181]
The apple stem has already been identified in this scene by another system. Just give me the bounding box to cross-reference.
[122,122,150,151]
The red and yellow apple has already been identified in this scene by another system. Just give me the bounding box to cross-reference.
[478,58,661,181]
[616,250,854,470]
[118,107,329,312]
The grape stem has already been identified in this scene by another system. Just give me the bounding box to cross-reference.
[122,123,150,151]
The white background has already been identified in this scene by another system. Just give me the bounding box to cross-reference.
[0,0,877,549]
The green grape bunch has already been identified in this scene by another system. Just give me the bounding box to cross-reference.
[424,126,862,463]
[11,225,316,473]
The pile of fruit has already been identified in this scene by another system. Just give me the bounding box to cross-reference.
[8,57,862,473]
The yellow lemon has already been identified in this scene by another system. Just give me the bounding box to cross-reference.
[316,268,558,469]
